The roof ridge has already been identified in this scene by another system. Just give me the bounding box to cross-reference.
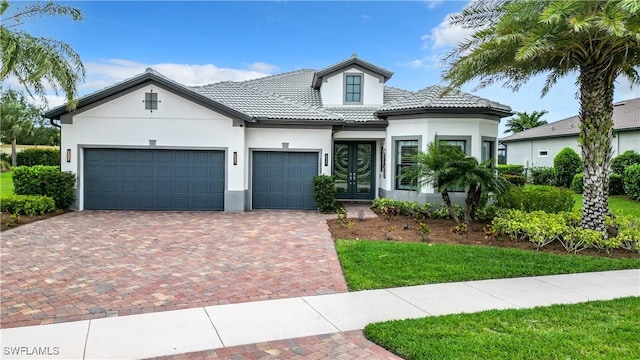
[241,68,315,84]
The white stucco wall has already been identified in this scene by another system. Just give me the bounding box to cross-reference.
[61,84,245,210]
[320,67,384,106]
[504,130,640,169]
[380,114,500,197]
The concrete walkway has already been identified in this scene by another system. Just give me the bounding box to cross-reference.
[2,269,638,360]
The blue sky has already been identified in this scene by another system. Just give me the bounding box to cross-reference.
[9,0,640,135]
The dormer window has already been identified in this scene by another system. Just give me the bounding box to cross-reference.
[344,74,362,104]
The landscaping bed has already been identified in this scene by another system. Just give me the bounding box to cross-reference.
[327,213,640,259]
[1,209,67,231]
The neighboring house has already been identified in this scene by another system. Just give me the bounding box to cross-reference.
[44,55,512,211]
[500,97,640,168]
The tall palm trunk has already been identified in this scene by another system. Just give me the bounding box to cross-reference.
[441,189,460,223]
[578,63,614,232]
[11,138,17,167]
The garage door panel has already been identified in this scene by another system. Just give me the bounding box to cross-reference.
[84,149,224,210]
[252,151,317,210]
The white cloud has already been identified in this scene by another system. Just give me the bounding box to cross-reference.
[80,59,274,93]
[421,15,475,49]
[360,14,373,21]
[425,0,444,9]
[246,62,279,74]
[401,55,442,70]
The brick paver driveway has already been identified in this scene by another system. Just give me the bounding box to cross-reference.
[0,211,347,329]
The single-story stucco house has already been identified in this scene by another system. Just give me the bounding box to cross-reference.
[500,97,640,168]
[44,55,512,211]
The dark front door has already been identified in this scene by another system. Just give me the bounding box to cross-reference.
[334,142,375,200]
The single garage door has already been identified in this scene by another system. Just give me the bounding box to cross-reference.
[252,151,318,210]
[84,149,225,210]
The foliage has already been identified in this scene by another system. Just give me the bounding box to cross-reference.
[497,185,574,213]
[15,148,59,166]
[364,298,640,360]
[529,166,556,185]
[417,222,431,242]
[623,164,640,201]
[372,198,465,221]
[12,165,75,209]
[503,174,525,186]
[335,240,640,291]
[553,147,582,188]
[0,90,36,144]
[571,173,584,194]
[0,159,9,172]
[504,110,548,134]
[611,150,640,175]
[496,164,524,176]
[0,0,85,108]
[0,194,54,216]
[312,175,336,213]
[609,174,625,196]
[491,209,640,254]
[441,0,640,232]
[400,138,510,224]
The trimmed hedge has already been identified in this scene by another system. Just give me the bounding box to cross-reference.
[554,147,582,188]
[623,164,640,201]
[13,166,76,209]
[0,194,55,216]
[15,148,59,167]
[497,185,574,213]
[313,175,336,212]
[497,164,524,176]
[571,173,584,194]
[609,174,625,196]
[504,174,525,186]
[611,150,640,176]
[529,166,556,185]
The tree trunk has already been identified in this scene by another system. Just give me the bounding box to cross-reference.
[578,63,614,232]
[11,138,17,167]
[441,189,460,223]
[464,184,482,225]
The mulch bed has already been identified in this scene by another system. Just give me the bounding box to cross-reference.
[326,212,640,259]
[1,209,67,231]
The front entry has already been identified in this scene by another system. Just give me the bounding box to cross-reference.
[334,142,375,200]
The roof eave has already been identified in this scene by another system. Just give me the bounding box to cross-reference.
[376,107,512,118]
[43,72,253,122]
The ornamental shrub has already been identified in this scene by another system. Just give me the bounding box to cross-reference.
[15,148,59,167]
[497,164,524,176]
[609,174,625,196]
[12,166,76,209]
[611,150,640,175]
[497,185,574,213]
[529,167,556,185]
[623,164,640,201]
[312,175,336,212]
[504,174,525,186]
[571,173,584,194]
[0,194,55,216]
[553,147,582,188]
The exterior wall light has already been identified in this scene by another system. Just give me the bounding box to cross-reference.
[66,149,71,163]
[233,151,238,166]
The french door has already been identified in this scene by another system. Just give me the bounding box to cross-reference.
[333,142,375,200]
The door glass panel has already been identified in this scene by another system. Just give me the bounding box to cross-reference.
[334,143,349,194]
[356,144,372,194]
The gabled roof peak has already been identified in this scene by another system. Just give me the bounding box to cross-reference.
[312,56,394,89]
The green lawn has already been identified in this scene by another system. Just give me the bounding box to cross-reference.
[364,297,640,360]
[573,193,640,218]
[336,240,640,291]
[0,171,14,196]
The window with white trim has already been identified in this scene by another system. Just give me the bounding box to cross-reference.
[395,140,418,190]
[538,150,549,157]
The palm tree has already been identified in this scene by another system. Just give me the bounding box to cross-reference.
[505,110,548,134]
[1,90,35,166]
[442,0,640,233]
[0,0,85,109]
[400,139,510,225]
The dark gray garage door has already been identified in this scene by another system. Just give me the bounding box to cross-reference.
[84,149,225,210]
[252,151,318,210]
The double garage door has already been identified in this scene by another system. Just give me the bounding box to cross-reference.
[84,149,225,210]
[83,149,318,211]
